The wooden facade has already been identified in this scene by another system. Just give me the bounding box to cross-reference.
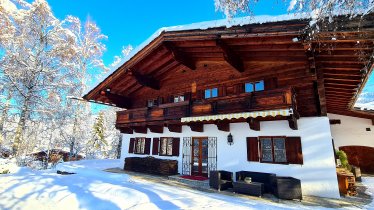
[84,14,374,133]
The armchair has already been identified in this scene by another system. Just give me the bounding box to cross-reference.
[209,170,233,191]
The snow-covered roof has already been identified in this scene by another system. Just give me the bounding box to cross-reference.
[84,13,309,96]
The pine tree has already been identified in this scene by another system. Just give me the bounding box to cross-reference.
[88,111,108,158]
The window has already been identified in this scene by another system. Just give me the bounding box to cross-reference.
[205,88,218,99]
[245,80,264,93]
[160,137,173,156]
[152,137,180,156]
[129,138,151,155]
[135,138,146,154]
[147,99,158,107]
[246,136,303,164]
[255,80,264,91]
[245,83,254,93]
[174,95,185,103]
[260,137,286,163]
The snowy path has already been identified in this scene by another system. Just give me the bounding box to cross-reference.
[0,159,373,210]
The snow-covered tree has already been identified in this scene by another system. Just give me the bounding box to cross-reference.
[86,111,107,158]
[102,107,122,159]
[215,0,374,20]
[0,0,127,162]
[0,0,78,155]
[59,16,109,158]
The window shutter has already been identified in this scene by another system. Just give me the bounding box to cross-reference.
[264,77,278,90]
[218,86,226,97]
[129,138,135,153]
[172,138,180,156]
[246,137,259,161]
[286,137,303,164]
[144,138,151,155]
[152,138,159,155]
[146,100,149,107]
[237,83,245,94]
[157,97,163,105]
[184,92,191,101]
[197,90,204,100]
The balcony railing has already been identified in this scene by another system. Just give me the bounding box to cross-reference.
[116,87,296,125]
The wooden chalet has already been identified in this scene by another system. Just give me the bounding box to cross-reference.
[84,13,374,199]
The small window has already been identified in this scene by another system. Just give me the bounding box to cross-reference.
[174,95,185,103]
[245,80,265,93]
[160,137,173,156]
[245,83,254,93]
[135,138,146,154]
[255,80,264,91]
[205,88,218,99]
[205,89,211,98]
[260,137,287,163]
[212,88,218,97]
[147,99,158,107]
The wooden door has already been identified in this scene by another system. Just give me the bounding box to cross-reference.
[191,137,209,177]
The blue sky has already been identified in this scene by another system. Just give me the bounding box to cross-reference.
[47,0,373,111]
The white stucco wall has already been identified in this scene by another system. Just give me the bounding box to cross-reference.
[328,113,374,149]
[120,117,340,199]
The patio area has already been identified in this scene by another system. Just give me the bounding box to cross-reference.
[104,168,373,209]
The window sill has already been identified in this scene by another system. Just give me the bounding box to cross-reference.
[259,161,289,165]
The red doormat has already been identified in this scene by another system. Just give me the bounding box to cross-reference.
[180,175,209,181]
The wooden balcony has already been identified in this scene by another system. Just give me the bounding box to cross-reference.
[116,87,298,133]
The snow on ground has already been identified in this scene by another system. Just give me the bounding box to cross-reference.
[0,158,20,174]
[0,159,372,210]
[363,177,374,209]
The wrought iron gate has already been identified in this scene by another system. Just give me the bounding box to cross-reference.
[182,136,217,176]
[207,137,217,177]
[182,137,192,175]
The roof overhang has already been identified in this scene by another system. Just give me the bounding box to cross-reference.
[84,13,374,119]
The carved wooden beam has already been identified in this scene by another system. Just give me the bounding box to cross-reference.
[167,124,182,133]
[148,125,163,133]
[118,127,133,134]
[288,114,298,130]
[164,41,196,70]
[216,39,244,73]
[132,126,147,134]
[100,89,131,109]
[247,118,260,131]
[188,122,204,132]
[215,120,230,132]
[127,69,160,90]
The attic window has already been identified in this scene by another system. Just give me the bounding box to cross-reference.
[205,88,218,99]
[174,95,185,103]
[245,80,264,93]
[147,99,158,107]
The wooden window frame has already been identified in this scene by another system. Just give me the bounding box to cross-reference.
[259,136,287,164]
[134,137,146,154]
[159,137,174,156]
